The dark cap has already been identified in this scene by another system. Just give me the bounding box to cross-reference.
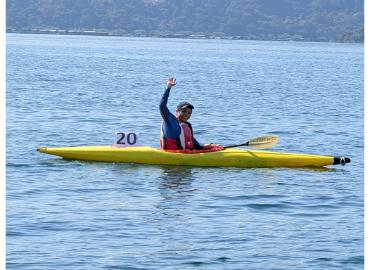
[176,101,194,111]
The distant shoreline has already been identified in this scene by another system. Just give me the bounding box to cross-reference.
[6,29,363,44]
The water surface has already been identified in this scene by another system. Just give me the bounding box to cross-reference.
[7,34,363,269]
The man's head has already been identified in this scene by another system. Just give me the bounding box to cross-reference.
[176,101,194,122]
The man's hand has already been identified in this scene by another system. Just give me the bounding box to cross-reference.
[167,77,177,88]
[203,143,222,149]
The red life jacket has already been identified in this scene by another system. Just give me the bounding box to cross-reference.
[160,131,179,150]
[179,121,194,150]
[160,120,194,150]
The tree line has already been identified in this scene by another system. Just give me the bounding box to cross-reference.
[6,0,364,42]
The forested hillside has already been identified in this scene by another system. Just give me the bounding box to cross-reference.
[6,0,364,42]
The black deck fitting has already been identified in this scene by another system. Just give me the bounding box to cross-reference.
[333,157,351,165]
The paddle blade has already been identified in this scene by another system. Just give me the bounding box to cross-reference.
[247,135,279,149]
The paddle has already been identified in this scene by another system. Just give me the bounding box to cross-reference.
[223,135,279,149]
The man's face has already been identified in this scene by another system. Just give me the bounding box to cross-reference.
[176,107,192,122]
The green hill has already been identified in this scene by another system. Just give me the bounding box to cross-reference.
[6,0,364,42]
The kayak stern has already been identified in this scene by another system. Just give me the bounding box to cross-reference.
[333,156,351,165]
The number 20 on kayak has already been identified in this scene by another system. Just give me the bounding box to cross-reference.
[113,132,139,147]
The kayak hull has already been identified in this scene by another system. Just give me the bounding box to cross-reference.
[37,146,349,168]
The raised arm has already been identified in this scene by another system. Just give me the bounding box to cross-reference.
[159,77,177,118]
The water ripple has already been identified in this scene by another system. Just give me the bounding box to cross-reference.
[6,34,363,270]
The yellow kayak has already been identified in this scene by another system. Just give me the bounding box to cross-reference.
[37,146,350,168]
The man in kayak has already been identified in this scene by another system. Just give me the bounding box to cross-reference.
[160,77,220,150]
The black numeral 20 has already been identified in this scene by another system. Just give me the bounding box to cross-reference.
[116,132,137,145]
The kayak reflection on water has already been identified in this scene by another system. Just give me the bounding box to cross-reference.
[158,166,196,197]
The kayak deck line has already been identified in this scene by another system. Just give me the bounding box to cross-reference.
[37,146,351,168]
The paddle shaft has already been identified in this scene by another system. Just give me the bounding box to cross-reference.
[223,142,250,149]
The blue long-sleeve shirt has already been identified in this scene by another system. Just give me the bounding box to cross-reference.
[159,87,202,150]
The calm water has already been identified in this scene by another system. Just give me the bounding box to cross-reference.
[7,34,363,269]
